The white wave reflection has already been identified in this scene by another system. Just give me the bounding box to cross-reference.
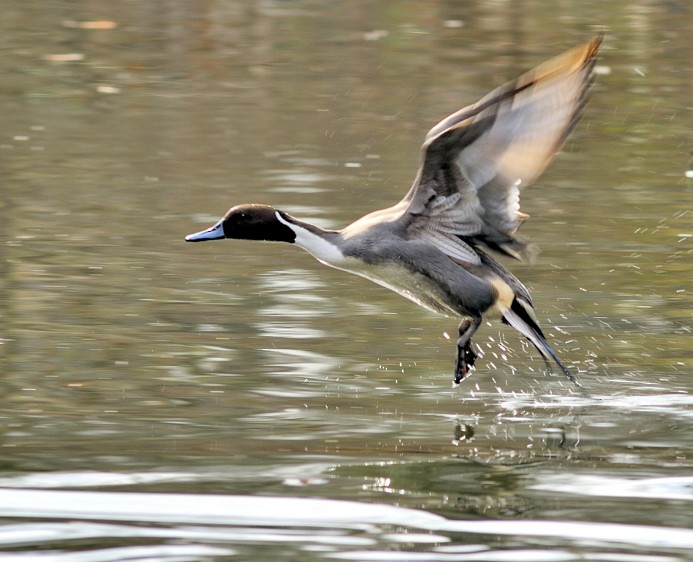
[255,269,334,339]
[259,268,325,293]
[0,542,232,562]
[0,472,198,489]
[499,391,693,420]
[0,488,439,529]
[331,549,576,561]
[260,347,342,380]
[530,474,693,501]
[255,321,327,339]
[0,465,335,491]
[0,489,692,554]
[0,521,371,551]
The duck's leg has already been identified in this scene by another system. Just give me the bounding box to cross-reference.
[454,316,481,384]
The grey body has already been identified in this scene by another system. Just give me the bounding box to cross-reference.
[186,36,603,386]
[332,212,498,318]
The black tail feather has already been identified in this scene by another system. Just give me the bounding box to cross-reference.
[505,297,582,388]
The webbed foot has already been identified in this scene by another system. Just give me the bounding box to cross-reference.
[453,317,481,385]
[454,343,478,384]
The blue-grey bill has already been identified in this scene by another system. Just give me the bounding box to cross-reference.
[185,220,224,242]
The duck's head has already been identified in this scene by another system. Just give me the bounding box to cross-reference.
[185,204,296,243]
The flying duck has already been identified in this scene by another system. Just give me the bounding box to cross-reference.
[186,35,603,387]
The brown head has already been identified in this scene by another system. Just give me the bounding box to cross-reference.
[185,204,296,243]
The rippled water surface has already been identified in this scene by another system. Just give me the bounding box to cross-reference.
[1,1,691,560]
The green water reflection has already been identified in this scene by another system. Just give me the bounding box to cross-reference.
[0,1,691,560]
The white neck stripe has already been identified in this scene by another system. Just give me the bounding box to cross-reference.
[275,211,344,265]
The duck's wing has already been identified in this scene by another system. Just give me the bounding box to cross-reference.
[402,35,602,262]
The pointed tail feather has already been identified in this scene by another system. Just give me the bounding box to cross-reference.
[503,297,582,388]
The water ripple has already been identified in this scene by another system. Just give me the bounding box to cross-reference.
[0,489,691,556]
[530,474,693,501]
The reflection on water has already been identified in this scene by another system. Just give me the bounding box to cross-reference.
[0,0,691,560]
[1,488,692,561]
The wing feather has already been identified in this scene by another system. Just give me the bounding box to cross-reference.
[402,35,602,260]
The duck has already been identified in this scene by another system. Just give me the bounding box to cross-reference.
[186,35,603,387]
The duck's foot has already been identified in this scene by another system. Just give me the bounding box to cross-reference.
[453,317,481,385]
[453,343,477,384]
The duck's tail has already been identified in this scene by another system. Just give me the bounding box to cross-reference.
[502,296,581,388]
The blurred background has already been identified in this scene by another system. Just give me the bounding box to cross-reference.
[0,1,691,560]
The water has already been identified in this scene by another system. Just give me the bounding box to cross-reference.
[1,1,691,560]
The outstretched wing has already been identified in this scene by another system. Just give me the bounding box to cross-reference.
[403,35,602,261]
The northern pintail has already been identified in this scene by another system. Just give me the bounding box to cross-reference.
[186,36,603,387]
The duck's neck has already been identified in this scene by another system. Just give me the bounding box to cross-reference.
[275,211,345,265]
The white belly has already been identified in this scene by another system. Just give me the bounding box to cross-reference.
[281,216,464,317]
[331,258,459,317]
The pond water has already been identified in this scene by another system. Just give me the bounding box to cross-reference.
[1,1,691,561]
